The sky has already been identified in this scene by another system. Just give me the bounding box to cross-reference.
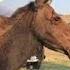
[51,0,70,15]
[0,0,70,16]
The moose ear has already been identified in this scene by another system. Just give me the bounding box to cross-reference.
[35,0,52,6]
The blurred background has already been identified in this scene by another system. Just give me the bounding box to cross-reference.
[0,0,70,17]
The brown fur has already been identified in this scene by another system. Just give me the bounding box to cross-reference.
[31,3,70,58]
[0,2,44,70]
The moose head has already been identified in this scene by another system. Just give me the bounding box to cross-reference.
[32,0,70,58]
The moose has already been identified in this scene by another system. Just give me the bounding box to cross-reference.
[0,0,70,70]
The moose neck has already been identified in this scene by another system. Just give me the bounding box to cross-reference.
[10,2,37,31]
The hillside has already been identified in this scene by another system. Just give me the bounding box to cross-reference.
[61,15,70,24]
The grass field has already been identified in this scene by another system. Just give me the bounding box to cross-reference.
[39,48,70,70]
[40,62,70,70]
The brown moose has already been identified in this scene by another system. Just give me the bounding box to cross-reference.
[0,0,70,70]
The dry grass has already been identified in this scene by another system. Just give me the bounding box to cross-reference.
[44,48,70,66]
[61,15,70,24]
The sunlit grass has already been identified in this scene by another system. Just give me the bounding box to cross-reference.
[40,48,70,70]
[40,62,70,70]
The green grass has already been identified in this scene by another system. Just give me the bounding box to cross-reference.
[40,62,70,70]
[39,48,70,70]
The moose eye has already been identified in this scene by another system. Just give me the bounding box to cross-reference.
[54,16,61,21]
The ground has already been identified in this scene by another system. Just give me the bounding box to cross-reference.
[61,15,70,24]
[40,48,70,70]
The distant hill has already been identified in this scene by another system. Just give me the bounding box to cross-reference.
[61,15,70,24]
[0,6,15,17]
